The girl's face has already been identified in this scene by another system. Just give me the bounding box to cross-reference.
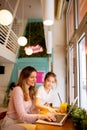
[26,71,37,87]
[44,76,56,90]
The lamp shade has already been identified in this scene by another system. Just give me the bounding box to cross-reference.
[41,0,54,26]
[47,30,53,54]
[0,9,13,26]
[18,36,27,46]
[25,48,33,55]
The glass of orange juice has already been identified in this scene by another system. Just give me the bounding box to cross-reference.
[60,103,68,113]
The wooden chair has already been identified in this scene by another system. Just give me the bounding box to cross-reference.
[0,111,7,120]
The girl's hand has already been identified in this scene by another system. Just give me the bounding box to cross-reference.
[48,107,58,114]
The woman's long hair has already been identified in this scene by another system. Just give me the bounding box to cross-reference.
[17,66,37,101]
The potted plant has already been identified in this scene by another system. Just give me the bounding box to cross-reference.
[69,105,87,130]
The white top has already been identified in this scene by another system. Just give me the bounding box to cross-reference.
[36,86,60,107]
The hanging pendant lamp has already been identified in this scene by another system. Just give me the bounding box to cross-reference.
[18,0,27,46]
[41,0,54,26]
[25,47,33,55]
[0,9,13,26]
[18,36,27,46]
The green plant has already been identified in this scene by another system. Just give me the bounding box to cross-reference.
[18,21,47,58]
[69,105,87,130]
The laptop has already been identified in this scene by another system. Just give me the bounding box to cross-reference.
[36,96,78,126]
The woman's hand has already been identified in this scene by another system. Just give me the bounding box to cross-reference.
[38,113,56,122]
[45,112,56,121]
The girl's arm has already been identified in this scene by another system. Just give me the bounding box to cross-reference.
[35,97,58,114]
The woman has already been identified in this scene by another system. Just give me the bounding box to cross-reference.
[1,66,56,130]
[35,72,58,113]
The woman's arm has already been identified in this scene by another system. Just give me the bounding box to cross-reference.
[12,87,38,123]
[12,87,56,123]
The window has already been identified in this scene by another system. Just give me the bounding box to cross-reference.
[66,1,87,109]
[78,34,87,109]
[68,44,77,104]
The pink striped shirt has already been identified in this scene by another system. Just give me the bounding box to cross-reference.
[7,87,38,123]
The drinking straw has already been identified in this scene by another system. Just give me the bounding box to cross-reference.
[57,92,62,103]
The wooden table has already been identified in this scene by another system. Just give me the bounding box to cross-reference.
[35,118,76,130]
[19,118,76,130]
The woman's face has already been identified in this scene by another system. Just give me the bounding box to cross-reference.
[44,76,55,90]
[26,71,37,87]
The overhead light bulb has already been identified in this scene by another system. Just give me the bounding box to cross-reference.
[41,0,54,26]
[25,48,33,55]
[0,9,13,26]
[18,36,27,46]
[43,20,54,26]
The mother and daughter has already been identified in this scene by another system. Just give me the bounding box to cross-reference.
[1,66,58,130]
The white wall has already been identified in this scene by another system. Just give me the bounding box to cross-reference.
[53,13,66,103]
[0,63,14,105]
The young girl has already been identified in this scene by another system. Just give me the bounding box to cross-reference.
[35,72,58,113]
[1,66,56,130]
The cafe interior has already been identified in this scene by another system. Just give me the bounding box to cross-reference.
[0,0,87,130]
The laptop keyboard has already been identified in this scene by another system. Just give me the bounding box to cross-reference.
[54,114,65,123]
[44,114,65,123]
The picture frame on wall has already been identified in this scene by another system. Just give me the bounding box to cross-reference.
[36,71,45,88]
